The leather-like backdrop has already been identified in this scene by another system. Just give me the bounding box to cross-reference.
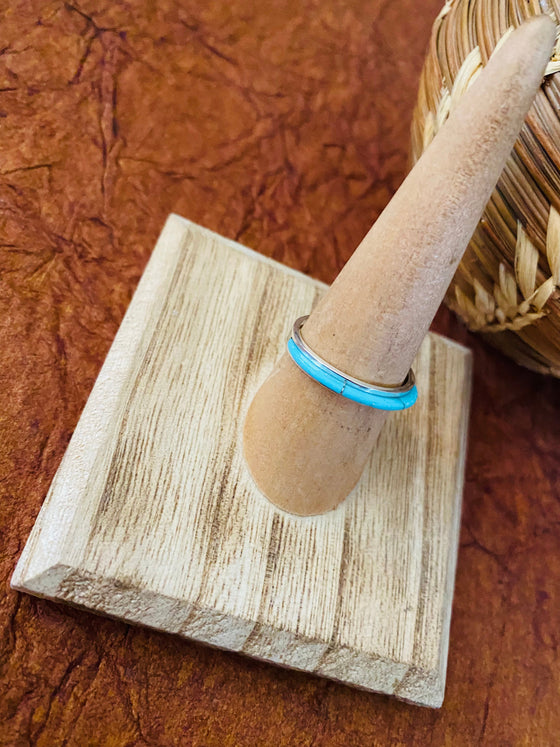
[2,1,560,744]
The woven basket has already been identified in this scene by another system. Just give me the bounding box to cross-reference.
[411,0,560,375]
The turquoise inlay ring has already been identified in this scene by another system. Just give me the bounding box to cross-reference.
[286,316,418,411]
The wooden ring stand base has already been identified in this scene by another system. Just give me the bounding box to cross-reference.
[12,216,472,708]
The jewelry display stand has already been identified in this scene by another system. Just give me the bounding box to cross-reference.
[12,216,471,708]
[12,17,554,710]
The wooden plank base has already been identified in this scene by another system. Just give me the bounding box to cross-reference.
[12,215,472,708]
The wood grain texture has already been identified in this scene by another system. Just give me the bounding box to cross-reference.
[12,215,471,708]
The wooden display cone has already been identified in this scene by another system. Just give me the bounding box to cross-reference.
[243,15,556,516]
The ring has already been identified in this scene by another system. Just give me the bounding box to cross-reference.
[287,316,418,411]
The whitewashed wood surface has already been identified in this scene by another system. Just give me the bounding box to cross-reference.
[12,214,472,707]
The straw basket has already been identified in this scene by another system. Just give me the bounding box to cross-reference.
[411,0,560,375]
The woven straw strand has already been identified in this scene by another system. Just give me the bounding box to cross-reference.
[423,20,560,336]
[454,214,559,333]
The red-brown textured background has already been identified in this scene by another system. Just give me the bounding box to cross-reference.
[2,1,560,744]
